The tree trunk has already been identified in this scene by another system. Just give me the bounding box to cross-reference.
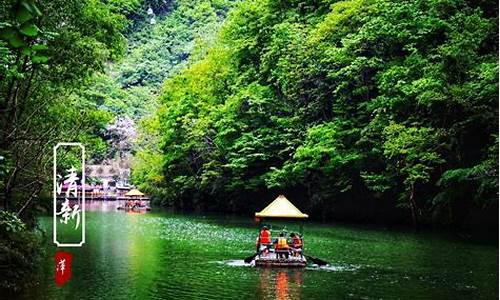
[409,184,419,230]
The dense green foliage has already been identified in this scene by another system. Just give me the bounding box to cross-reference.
[0,0,234,289]
[0,0,131,290]
[87,0,234,119]
[0,0,127,214]
[0,210,42,291]
[84,0,235,170]
[135,0,498,228]
[129,0,235,185]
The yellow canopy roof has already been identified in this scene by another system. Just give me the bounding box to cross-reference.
[255,195,308,219]
[124,189,144,196]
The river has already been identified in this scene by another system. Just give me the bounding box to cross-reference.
[15,201,498,299]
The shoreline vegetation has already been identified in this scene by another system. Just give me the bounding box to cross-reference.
[0,0,498,293]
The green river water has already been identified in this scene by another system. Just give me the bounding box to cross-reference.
[15,201,498,300]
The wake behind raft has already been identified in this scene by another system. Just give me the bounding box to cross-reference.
[248,195,309,268]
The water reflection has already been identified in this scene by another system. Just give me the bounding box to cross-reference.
[258,268,303,300]
[14,205,498,300]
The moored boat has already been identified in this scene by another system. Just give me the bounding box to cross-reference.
[117,205,151,211]
[117,188,151,211]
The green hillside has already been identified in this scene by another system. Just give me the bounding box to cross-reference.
[132,0,498,230]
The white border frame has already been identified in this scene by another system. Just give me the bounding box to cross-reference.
[53,142,85,247]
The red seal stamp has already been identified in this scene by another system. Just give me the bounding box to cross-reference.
[55,251,72,286]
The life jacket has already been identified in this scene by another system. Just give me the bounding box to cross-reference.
[276,237,288,249]
[259,230,271,244]
[292,236,302,247]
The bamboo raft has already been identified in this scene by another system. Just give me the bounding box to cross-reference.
[254,251,307,268]
[252,195,309,268]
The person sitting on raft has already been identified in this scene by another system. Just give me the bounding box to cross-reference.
[274,232,290,259]
[257,226,272,254]
[289,232,303,257]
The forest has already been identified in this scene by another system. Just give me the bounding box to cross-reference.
[0,0,498,291]
[132,0,498,231]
